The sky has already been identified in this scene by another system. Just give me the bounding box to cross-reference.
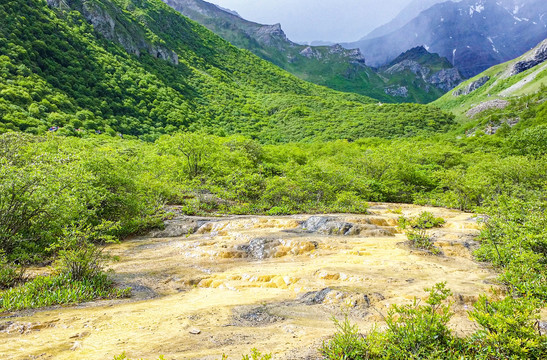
[208,0,414,43]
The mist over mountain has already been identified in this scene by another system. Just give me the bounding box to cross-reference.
[361,0,447,40]
[346,0,547,78]
[162,0,461,102]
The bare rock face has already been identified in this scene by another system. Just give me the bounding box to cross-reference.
[453,76,490,96]
[428,68,463,92]
[346,48,366,65]
[385,60,431,79]
[510,38,547,76]
[47,0,178,65]
[253,23,289,46]
[385,85,409,98]
[299,46,322,60]
[384,56,462,92]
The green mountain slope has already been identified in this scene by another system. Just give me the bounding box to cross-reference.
[379,46,463,103]
[0,0,454,142]
[161,0,461,103]
[434,38,547,118]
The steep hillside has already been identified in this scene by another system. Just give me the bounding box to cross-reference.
[379,46,463,103]
[345,0,547,78]
[434,38,547,118]
[0,0,455,142]
[161,0,460,103]
[161,0,395,102]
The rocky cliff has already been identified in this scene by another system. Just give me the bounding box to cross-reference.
[379,46,463,100]
[47,0,178,65]
[345,0,547,78]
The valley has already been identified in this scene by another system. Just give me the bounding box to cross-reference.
[0,0,546,359]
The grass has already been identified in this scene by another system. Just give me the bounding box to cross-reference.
[0,273,131,312]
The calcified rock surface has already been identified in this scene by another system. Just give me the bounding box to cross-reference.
[0,204,500,360]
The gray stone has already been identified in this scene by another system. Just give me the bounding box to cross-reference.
[384,85,409,98]
[510,39,547,76]
[453,76,490,96]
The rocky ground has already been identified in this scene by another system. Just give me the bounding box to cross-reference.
[0,204,501,360]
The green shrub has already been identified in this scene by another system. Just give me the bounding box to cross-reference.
[52,222,118,281]
[469,295,547,359]
[266,206,292,215]
[375,283,456,359]
[0,250,26,289]
[399,212,445,253]
[321,315,368,360]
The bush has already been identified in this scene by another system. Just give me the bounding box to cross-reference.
[0,250,25,289]
[399,212,445,253]
[321,315,368,360]
[374,283,456,359]
[469,295,547,359]
[52,222,118,281]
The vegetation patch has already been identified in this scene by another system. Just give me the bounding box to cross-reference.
[398,211,445,254]
[321,284,547,359]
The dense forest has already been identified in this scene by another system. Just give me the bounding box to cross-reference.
[0,0,453,142]
[0,0,546,359]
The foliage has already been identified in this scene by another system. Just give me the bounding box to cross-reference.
[0,250,25,290]
[322,284,547,359]
[321,315,369,360]
[398,212,445,253]
[52,222,119,281]
[373,283,456,359]
[469,294,547,359]
[0,133,165,262]
[475,195,547,299]
[0,0,455,142]
[0,273,130,312]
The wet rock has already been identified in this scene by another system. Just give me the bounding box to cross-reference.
[301,288,372,309]
[301,216,354,235]
[299,216,394,237]
[237,238,281,260]
[232,306,284,327]
[151,218,213,238]
[0,322,13,332]
[300,288,333,305]
[236,237,318,259]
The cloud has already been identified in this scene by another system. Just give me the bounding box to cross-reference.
[209,0,413,43]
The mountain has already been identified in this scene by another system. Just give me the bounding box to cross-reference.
[434,37,547,119]
[161,0,393,102]
[345,0,547,78]
[0,0,455,142]
[379,46,463,103]
[360,0,447,40]
[161,0,460,103]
